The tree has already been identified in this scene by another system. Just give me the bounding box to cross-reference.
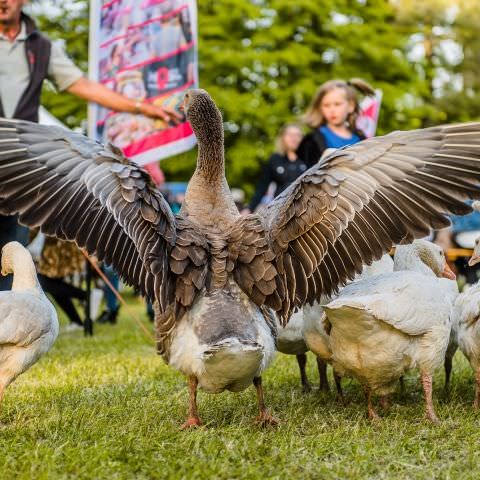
[177,0,429,196]
[32,0,479,197]
[434,0,480,123]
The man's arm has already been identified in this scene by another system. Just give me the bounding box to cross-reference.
[67,77,182,123]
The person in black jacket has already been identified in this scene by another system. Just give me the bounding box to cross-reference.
[297,78,375,168]
[244,124,304,213]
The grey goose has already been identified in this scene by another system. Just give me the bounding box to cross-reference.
[1,89,480,428]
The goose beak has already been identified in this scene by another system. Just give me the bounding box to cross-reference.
[441,262,456,280]
[469,253,480,267]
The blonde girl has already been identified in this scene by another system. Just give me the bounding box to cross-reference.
[297,78,375,167]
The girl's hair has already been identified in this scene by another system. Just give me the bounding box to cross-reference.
[303,78,375,131]
[275,123,303,155]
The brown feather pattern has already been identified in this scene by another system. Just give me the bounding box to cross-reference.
[0,119,209,320]
[230,123,480,324]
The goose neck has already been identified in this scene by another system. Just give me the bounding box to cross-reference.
[11,254,40,290]
[197,141,225,179]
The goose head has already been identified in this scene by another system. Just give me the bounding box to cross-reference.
[183,89,223,144]
[467,202,480,266]
[394,240,456,280]
[1,241,27,276]
[468,236,480,266]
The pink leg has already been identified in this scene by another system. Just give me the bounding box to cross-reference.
[421,371,440,424]
[0,383,6,421]
[474,368,480,410]
[254,377,278,426]
[180,376,203,430]
[363,385,380,421]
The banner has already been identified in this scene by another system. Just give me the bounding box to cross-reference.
[356,89,382,138]
[88,0,198,165]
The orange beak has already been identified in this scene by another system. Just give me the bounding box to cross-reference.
[468,253,480,267]
[441,262,456,280]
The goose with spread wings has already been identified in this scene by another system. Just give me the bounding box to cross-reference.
[1,89,480,428]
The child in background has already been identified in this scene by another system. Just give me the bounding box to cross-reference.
[244,124,304,214]
[297,78,375,167]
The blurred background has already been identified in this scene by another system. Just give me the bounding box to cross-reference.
[32,0,480,199]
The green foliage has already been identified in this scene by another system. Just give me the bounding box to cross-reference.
[35,0,90,129]
[2,296,480,478]
[32,0,480,197]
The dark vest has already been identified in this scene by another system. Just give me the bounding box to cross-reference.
[0,13,51,122]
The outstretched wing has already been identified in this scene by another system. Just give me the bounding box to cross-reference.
[0,119,207,315]
[229,123,480,323]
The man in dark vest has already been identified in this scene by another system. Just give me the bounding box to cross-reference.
[0,0,180,290]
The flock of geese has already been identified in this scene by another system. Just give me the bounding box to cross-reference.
[1,89,480,428]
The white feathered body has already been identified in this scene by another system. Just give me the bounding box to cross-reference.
[0,245,58,391]
[325,271,455,395]
[168,280,276,393]
[276,309,308,356]
[303,255,394,362]
[454,282,480,372]
[302,300,331,362]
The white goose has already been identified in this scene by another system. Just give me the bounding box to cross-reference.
[323,240,457,422]
[453,237,480,408]
[0,242,58,410]
[276,310,314,392]
[1,94,480,428]
[302,254,394,399]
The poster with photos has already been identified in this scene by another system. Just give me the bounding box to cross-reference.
[89,0,198,165]
[357,90,382,138]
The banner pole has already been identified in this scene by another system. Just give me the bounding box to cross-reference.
[87,0,100,140]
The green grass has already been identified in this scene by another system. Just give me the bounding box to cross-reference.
[1,294,480,480]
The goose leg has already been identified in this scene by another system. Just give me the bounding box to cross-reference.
[253,376,278,426]
[180,375,202,430]
[334,371,345,405]
[444,356,453,391]
[474,368,480,410]
[421,371,440,424]
[317,357,330,392]
[296,353,311,393]
[363,386,380,421]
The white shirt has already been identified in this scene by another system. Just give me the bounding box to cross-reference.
[0,21,83,118]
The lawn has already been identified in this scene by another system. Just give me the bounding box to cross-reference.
[1,292,480,480]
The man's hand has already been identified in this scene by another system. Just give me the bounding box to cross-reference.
[139,102,183,123]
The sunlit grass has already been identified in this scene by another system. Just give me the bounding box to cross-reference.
[1,294,480,479]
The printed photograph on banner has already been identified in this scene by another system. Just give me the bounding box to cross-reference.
[91,0,198,165]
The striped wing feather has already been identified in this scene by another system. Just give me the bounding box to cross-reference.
[0,119,208,316]
[230,123,480,323]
